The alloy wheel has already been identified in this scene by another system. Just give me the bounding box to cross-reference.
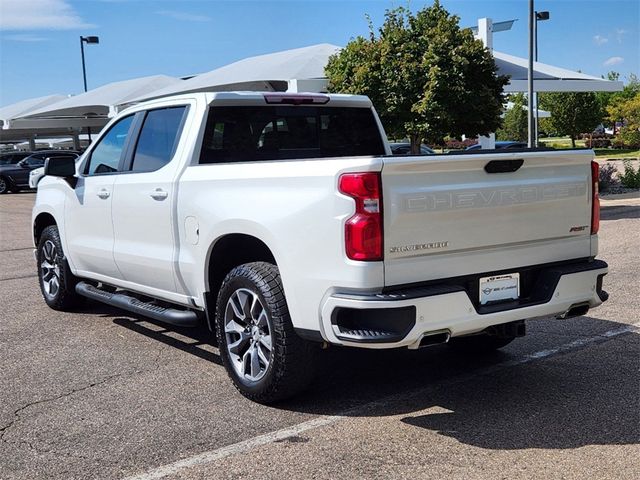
[224,288,273,382]
[40,240,61,299]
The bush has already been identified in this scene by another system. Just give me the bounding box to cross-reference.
[585,138,612,148]
[619,160,640,188]
[443,138,478,150]
[580,132,613,140]
[598,163,618,191]
[615,127,640,149]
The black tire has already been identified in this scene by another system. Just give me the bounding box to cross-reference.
[448,334,516,353]
[37,225,83,311]
[0,176,9,194]
[215,262,316,403]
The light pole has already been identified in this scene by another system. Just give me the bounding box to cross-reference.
[527,1,535,148]
[79,36,99,144]
[80,36,99,92]
[534,11,550,145]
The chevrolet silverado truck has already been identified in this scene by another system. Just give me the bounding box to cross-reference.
[32,92,608,402]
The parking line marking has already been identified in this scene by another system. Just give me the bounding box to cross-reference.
[123,321,639,480]
[0,274,37,282]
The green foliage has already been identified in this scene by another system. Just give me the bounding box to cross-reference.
[618,160,640,188]
[598,73,640,128]
[496,93,528,142]
[325,1,508,151]
[539,92,603,147]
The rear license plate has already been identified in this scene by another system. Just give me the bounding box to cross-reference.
[479,273,520,305]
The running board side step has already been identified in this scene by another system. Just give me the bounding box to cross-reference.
[75,282,199,327]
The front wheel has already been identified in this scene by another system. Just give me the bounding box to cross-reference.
[0,176,9,194]
[37,225,83,310]
[215,262,316,403]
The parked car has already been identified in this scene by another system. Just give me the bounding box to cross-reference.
[29,153,81,188]
[33,92,608,403]
[0,150,79,194]
[0,151,32,166]
[466,141,528,150]
[390,142,435,155]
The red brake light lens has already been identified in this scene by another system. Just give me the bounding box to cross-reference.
[263,93,330,105]
[591,161,600,234]
[339,173,383,261]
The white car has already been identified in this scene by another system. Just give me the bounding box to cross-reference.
[32,92,608,402]
[29,152,79,188]
[28,166,44,189]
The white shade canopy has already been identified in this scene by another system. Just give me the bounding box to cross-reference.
[133,44,342,101]
[23,74,181,119]
[505,101,551,118]
[0,94,67,129]
[494,51,623,92]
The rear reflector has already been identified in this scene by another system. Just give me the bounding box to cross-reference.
[591,160,600,234]
[339,173,383,261]
[263,93,330,105]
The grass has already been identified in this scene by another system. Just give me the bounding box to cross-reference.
[594,149,640,160]
[537,136,639,160]
[538,136,586,148]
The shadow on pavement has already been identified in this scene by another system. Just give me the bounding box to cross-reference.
[106,311,639,450]
[600,204,640,221]
[112,316,222,366]
[283,316,639,450]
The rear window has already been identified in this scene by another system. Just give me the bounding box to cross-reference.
[199,106,385,164]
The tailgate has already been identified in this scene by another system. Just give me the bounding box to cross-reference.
[382,150,594,286]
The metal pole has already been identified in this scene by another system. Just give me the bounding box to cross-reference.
[527,0,535,148]
[534,13,539,146]
[80,36,92,144]
[80,36,88,92]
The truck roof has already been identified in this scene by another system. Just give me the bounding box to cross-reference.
[129,91,374,109]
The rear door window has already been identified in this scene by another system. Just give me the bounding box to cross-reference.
[130,106,187,173]
[200,106,385,164]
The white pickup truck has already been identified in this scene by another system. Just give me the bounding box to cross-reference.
[33,92,608,402]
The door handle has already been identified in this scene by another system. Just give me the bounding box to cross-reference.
[150,188,169,201]
[97,189,110,199]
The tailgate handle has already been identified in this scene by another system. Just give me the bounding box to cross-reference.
[484,159,524,174]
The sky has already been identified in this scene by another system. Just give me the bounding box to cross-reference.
[0,0,638,107]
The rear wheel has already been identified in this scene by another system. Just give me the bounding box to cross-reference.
[37,225,83,310]
[0,176,9,194]
[448,334,516,353]
[215,262,316,403]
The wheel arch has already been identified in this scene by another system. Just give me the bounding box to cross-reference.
[33,212,57,246]
[204,233,277,329]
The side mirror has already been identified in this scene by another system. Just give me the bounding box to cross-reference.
[44,156,76,177]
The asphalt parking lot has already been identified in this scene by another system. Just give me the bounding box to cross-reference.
[1,192,638,480]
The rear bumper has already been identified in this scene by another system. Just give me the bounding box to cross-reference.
[320,260,608,349]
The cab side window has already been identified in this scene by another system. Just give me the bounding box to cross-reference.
[85,115,134,175]
[130,107,187,173]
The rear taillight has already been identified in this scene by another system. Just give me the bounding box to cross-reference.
[591,160,600,234]
[339,172,383,261]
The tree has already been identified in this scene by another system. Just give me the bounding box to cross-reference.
[324,2,508,153]
[605,74,640,133]
[496,93,528,142]
[538,92,603,147]
[607,92,640,147]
